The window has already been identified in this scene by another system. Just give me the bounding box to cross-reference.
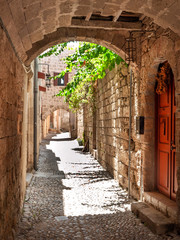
[54,72,68,86]
[57,76,64,86]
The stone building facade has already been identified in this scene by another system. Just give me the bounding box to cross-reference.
[38,46,76,138]
[79,63,141,199]
[0,26,34,238]
[0,0,180,238]
[77,18,180,221]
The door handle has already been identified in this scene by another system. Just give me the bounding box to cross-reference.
[161,119,166,135]
[171,146,176,151]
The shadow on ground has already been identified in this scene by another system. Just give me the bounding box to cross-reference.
[15,133,166,240]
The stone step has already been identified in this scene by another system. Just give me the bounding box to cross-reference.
[144,192,177,222]
[26,173,34,187]
[131,202,174,235]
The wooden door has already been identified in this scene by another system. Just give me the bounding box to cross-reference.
[157,77,177,200]
[171,80,177,200]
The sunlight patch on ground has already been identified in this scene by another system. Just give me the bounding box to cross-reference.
[46,133,131,217]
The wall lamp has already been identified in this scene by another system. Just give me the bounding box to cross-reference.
[38,63,51,88]
[45,73,51,88]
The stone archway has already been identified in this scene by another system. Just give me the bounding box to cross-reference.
[1,1,180,238]
[25,28,128,65]
[138,30,180,223]
[140,35,178,193]
[43,105,70,121]
[1,0,180,66]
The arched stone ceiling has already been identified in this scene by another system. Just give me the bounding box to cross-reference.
[43,105,70,121]
[0,0,179,65]
[25,27,128,65]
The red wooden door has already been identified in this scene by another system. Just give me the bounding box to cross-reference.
[157,78,177,200]
[171,80,177,200]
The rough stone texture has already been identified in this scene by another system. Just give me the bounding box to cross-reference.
[0,0,180,63]
[15,133,176,240]
[26,65,34,172]
[131,202,174,234]
[1,2,180,238]
[39,46,76,121]
[136,20,180,199]
[0,27,26,239]
[77,109,84,140]
[39,45,77,138]
[79,22,180,207]
[81,62,142,200]
[144,192,177,222]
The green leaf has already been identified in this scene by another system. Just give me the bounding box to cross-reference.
[40,41,127,110]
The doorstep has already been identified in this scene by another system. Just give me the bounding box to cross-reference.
[26,172,34,187]
[144,192,178,223]
[131,202,174,234]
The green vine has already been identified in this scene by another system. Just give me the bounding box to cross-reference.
[39,42,128,111]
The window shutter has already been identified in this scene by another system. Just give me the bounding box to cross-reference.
[53,72,58,86]
[64,73,69,86]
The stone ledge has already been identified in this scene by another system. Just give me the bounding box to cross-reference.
[144,192,177,222]
[93,149,98,159]
[26,173,34,187]
[131,202,174,234]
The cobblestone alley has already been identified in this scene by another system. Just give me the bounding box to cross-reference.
[15,133,177,240]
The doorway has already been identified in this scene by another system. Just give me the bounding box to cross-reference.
[156,62,177,200]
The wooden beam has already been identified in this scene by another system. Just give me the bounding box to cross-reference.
[85,12,92,21]
[71,19,142,31]
[113,10,122,22]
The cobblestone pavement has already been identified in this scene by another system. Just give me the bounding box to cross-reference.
[16,133,178,240]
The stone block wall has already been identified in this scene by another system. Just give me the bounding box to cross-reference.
[80,22,180,203]
[138,19,180,197]
[42,115,50,138]
[0,27,26,239]
[27,80,34,172]
[39,44,75,122]
[96,64,142,199]
[82,62,142,199]
[59,109,70,131]
[77,109,84,140]
[39,46,77,138]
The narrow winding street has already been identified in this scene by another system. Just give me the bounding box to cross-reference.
[16,133,172,240]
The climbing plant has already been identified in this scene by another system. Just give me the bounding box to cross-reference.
[39,42,127,111]
[156,61,172,95]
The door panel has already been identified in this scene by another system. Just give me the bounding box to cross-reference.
[157,83,171,198]
[157,75,177,200]
[159,89,170,107]
[159,116,169,144]
[171,80,177,200]
[158,151,169,190]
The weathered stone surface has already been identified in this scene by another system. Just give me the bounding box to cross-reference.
[43,8,56,22]
[27,18,41,34]
[1,2,180,239]
[144,192,178,222]
[59,1,73,14]
[80,61,143,199]
[29,30,44,44]
[15,133,173,239]
[58,15,72,27]
[9,0,25,30]
[131,202,174,234]
[1,0,180,65]
[25,3,41,22]
[0,27,25,240]
[39,47,76,138]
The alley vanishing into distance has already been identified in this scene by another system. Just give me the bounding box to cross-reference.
[16,133,175,240]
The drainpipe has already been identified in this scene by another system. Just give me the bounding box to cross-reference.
[34,58,38,171]
[128,67,133,199]
[140,157,143,201]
